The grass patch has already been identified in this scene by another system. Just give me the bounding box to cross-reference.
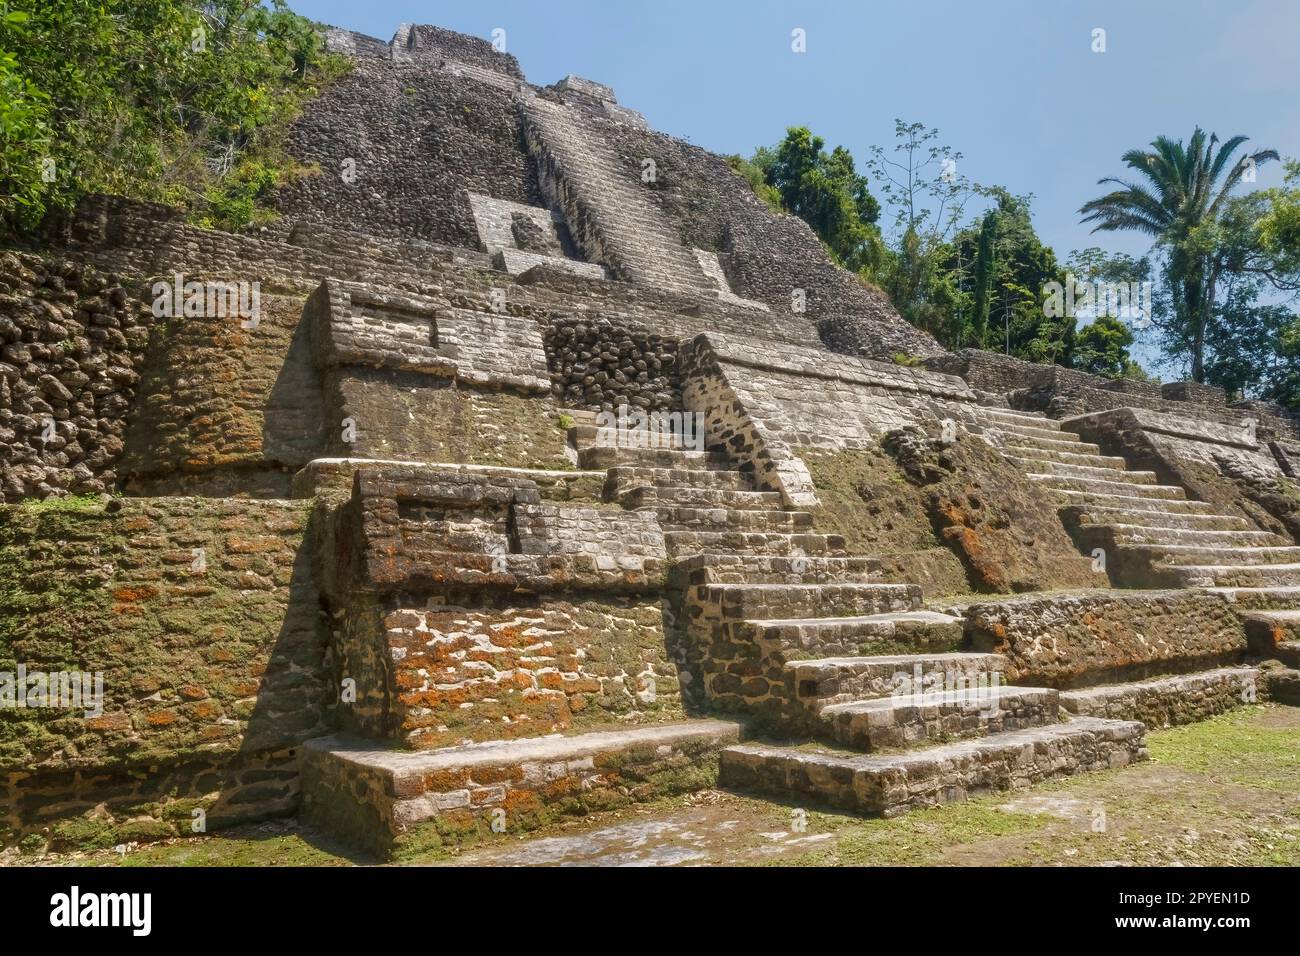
[773,801,1055,867]
[21,706,1300,868]
[1147,705,1300,790]
[17,494,105,514]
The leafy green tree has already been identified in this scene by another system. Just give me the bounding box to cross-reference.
[1080,128,1279,381]
[1072,316,1147,379]
[866,120,986,323]
[0,0,345,232]
[1266,318,1300,409]
[1063,246,1153,377]
[0,15,50,225]
[970,208,998,347]
[944,190,1073,360]
[757,126,885,272]
[1255,161,1300,282]
[726,153,781,211]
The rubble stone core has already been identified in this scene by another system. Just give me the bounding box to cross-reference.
[1,21,1297,858]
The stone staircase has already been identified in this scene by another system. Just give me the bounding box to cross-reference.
[977,406,1300,589]
[523,97,717,299]
[976,404,1300,675]
[719,716,1144,816]
[704,569,1145,817]
[566,410,1148,816]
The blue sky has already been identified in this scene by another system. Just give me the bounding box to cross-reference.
[290,0,1299,270]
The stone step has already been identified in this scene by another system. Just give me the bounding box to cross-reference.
[579,445,730,470]
[718,716,1147,817]
[1004,449,1130,471]
[749,611,965,658]
[1108,525,1285,547]
[786,651,1007,711]
[1205,586,1300,609]
[1033,474,1188,500]
[605,465,751,492]
[1241,609,1300,657]
[1011,457,1158,484]
[1063,505,1255,531]
[558,407,600,425]
[1059,667,1260,727]
[990,431,1104,455]
[300,719,742,858]
[978,408,1060,429]
[618,484,783,511]
[673,553,881,586]
[990,422,1081,442]
[644,504,813,532]
[663,529,846,557]
[697,582,922,621]
[1167,562,1300,588]
[569,423,698,452]
[1052,490,1218,513]
[819,685,1059,752]
[524,98,715,297]
[1123,543,1300,568]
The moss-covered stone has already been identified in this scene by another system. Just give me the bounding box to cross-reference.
[49,815,120,852]
[883,426,1104,593]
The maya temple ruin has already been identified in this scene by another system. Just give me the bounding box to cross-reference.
[2,22,1299,861]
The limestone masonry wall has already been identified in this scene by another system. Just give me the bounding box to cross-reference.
[119,291,324,498]
[373,596,681,749]
[55,195,822,348]
[0,252,151,501]
[544,313,681,412]
[319,463,679,750]
[967,590,1247,687]
[4,18,1300,855]
[275,39,537,246]
[0,497,331,847]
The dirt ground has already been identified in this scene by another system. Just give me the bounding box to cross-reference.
[9,704,1300,868]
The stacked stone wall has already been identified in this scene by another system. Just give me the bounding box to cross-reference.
[119,292,325,498]
[52,195,821,346]
[967,590,1247,687]
[0,497,331,849]
[320,463,680,749]
[0,252,152,500]
[543,313,681,412]
[927,347,1300,443]
[274,53,537,246]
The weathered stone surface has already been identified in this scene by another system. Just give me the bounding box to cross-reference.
[0,251,151,500]
[325,462,667,601]
[1059,667,1260,727]
[966,589,1248,687]
[882,426,1103,593]
[8,18,1300,859]
[719,717,1147,816]
[300,720,741,858]
[0,496,330,846]
[544,313,681,413]
[345,597,684,748]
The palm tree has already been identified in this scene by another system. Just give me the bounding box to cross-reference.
[1080,129,1277,381]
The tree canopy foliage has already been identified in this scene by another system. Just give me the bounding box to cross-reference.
[736,122,1300,405]
[1081,131,1300,402]
[739,123,1103,371]
[733,127,886,273]
[1080,128,1281,383]
[0,0,347,232]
